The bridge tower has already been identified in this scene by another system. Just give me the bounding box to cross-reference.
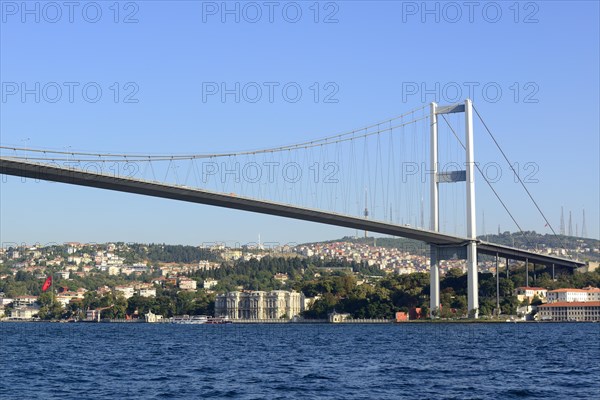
[429,99,478,318]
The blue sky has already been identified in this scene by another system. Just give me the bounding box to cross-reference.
[1,0,598,247]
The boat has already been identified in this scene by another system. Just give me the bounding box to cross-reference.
[171,315,209,324]
[171,315,232,324]
[206,316,232,325]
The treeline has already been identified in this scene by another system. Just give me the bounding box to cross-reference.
[302,266,600,319]
[191,256,384,293]
[4,254,600,321]
[34,289,215,320]
[120,243,221,264]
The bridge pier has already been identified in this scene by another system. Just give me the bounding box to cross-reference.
[464,99,478,318]
[467,242,478,318]
[495,253,500,316]
[429,99,479,318]
[430,245,440,316]
[429,102,440,318]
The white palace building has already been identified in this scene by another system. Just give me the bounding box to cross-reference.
[539,287,600,322]
[215,290,305,320]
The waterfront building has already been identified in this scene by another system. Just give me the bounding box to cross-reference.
[9,306,39,320]
[329,311,351,323]
[215,290,304,320]
[538,301,600,321]
[547,287,600,303]
[145,310,163,323]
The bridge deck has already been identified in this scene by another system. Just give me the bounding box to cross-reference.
[0,157,585,269]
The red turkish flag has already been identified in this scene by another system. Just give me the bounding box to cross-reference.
[42,276,52,292]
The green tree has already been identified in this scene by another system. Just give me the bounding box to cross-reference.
[37,292,62,320]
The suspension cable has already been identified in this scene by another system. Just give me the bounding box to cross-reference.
[0,105,429,161]
[472,105,568,253]
[439,114,533,249]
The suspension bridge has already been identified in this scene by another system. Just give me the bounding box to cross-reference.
[0,99,585,318]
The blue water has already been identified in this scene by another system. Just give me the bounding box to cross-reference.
[1,323,599,399]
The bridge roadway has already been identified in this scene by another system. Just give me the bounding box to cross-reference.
[0,157,585,269]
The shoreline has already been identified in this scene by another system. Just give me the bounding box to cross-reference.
[1,319,595,324]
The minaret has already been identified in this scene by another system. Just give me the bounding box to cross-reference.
[582,209,587,238]
[560,207,565,235]
[568,211,573,236]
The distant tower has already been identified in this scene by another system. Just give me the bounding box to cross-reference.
[497,224,501,235]
[568,211,573,236]
[363,188,369,238]
[560,207,565,235]
[582,209,587,238]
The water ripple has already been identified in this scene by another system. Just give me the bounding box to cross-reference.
[0,323,599,399]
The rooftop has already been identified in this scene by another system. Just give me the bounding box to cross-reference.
[539,301,600,308]
[548,288,600,293]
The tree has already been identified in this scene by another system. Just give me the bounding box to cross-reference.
[37,292,63,320]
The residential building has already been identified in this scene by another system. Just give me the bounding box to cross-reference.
[138,288,156,298]
[114,285,135,299]
[13,296,37,307]
[538,301,600,321]
[108,266,121,276]
[179,278,197,291]
[221,249,242,261]
[57,271,70,279]
[56,291,84,307]
[198,260,220,271]
[0,298,15,306]
[514,287,547,303]
[203,278,218,290]
[215,290,304,320]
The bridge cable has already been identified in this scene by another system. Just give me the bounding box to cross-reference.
[0,106,429,161]
[472,105,569,253]
[1,115,429,163]
[439,114,533,249]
